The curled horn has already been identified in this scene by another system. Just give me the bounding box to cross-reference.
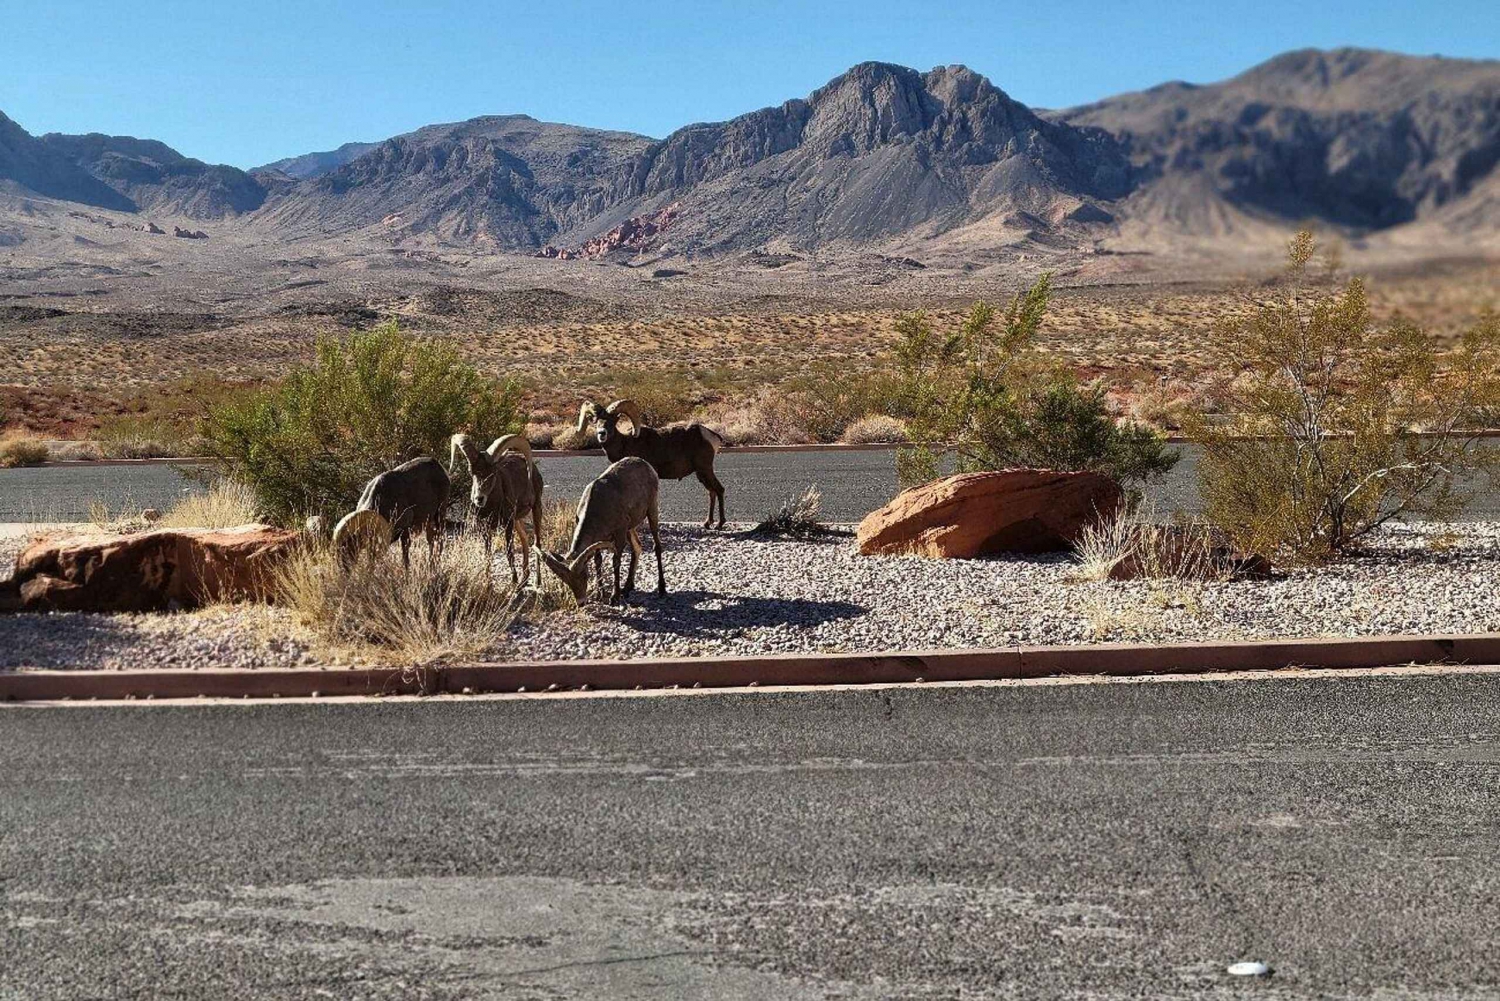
[576,401,609,434]
[605,399,644,435]
[448,433,486,476]
[487,433,534,465]
[568,539,615,574]
[331,509,392,564]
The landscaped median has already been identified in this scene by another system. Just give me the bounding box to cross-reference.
[3,633,1499,702]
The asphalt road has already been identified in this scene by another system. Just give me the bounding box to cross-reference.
[5,443,1500,523]
[3,672,1499,999]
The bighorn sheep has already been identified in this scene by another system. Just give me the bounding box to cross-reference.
[332,457,451,568]
[539,457,665,604]
[449,432,544,587]
[577,399,727,528]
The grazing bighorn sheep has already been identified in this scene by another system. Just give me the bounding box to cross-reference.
[539,457,665,604]
[333,456,451,568]
[577,399,727,528]
[449,432,544,587]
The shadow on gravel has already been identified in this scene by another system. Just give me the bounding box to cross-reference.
[613,589,865,637]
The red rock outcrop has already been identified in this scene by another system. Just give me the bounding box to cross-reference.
[9,524,301,613]
[538,203,680,260]
[856,470,1122,558]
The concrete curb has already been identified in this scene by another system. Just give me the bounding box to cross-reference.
[3,634,1497,703]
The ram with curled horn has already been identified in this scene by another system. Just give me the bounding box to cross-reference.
[576,398,728,528]
[539,456,665,604]
[449,431,545,586]
[334,456,451,569]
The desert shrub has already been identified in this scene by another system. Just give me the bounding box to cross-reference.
[768,364,909,443]
[583,367,697,427]
[274,534,515,664]
[525,423,557,449]
[47,440,102,461]
[549,425,598,451]
[838,414,909,445]
[157,479,260,529]
[1186,231,1500,565]
[97,414,210,459]
[893,277,1178,489]
[203,322,522,524]
[0,434,49,468]
[754,485,842,539]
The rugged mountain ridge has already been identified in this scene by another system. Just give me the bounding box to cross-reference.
[0,112,136,211]
[37,132,267,218]
[4,49,1499,254]
[252,62,1131,252]
[1053,47,1500,234]
[254,141,380,180]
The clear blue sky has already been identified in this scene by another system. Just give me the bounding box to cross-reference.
[4,0,1497,168]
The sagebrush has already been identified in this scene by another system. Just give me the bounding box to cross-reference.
[1187,231,1500,564]
[203,322,523,524]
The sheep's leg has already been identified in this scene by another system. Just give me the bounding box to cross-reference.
[400,531,411,571]
[529,504,544,589]
[696,468,726,529]
[504,520,519,585]
[648,501,666,595]
[593,550,605,601]
[517,519,532,592]
[609,546,623,604]
[623,529,642,595]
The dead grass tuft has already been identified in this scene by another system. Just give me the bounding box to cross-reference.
[838,414,909,444]
[0,434,49,468]
[273,535,516,665]
[157,479,261,529]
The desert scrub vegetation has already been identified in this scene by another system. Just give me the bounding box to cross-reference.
[156,479,261,529]
[891,275,1178,490]
[1072,503,1243,583]
[274,534,516,664]
[0,433,49,468]
[203,321,523,524]
[753,485,838,539]
[1187,231,1500,565]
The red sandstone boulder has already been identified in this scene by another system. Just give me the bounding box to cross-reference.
[856,470,1123,558]
[9,524,301,613]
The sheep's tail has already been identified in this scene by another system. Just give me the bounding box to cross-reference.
[700,425,727,454]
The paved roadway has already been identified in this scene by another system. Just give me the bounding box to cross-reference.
[4,443,1500,523]
[3,671,1499,999]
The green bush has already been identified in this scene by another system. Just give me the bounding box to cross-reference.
[1187,231,1500,564]
[893,276,1178,489]
[203,322,522,523]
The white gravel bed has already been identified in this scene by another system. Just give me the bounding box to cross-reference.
[499,522,1500,660]
[2,522,1498,670]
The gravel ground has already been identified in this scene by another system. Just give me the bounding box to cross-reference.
[3,522,1499,670]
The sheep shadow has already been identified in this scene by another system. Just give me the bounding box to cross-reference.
[606,588,866,638]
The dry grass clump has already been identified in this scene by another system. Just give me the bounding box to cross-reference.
[1072,504,1239,583]
[47,440,103,461]
[754,485,838,539]
[274,535,516,664]
[157,479,260,529]
[87,498,154,534]
[0,434,50,468]
[838,414,909,444]
[537,496,579,551]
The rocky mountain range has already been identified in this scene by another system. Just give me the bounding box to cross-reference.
[2,47,1497,257]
